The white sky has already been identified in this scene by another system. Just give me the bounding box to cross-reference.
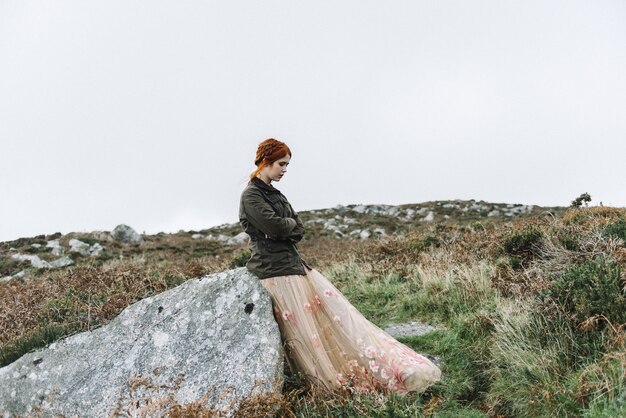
[1,1,625,242]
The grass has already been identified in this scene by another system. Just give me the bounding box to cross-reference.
[0,257,231,367]
[1,206,624,416]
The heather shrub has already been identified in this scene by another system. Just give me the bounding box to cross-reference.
[542,257,626,327]
[556,229,582,252]
[502,226,543,259]
[229,249,251,268]
[603,219,626,244]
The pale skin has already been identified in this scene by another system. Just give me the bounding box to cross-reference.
[257,154,291,185]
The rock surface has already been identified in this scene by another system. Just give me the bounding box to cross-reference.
[0,268,284,417]
[69,238,91,255]
[48,256,74,268]
[383,322,444,367]
[69,239,104,257]
[228,231,250,245]
[10,253,50,269]
[46,240,64,256]
[383,321,436,338]
[10,254,73,270]
[110,224,143,244]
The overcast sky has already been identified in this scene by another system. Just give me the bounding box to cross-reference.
[1,1,624,242]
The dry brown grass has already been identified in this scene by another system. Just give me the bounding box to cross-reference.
[0,256,230,346]
[562,206,626,227]
[3,208,623,349]
[297,235,373,271]
[576,350,626,407]
[3,206,625,416]
[109,366,426,418]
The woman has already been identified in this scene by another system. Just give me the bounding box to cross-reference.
[239,138,441,395]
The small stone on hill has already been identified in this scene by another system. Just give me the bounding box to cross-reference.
[383,321,444,367]
[384,321,436,338]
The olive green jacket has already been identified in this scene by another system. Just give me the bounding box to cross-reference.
[239,177,309,279]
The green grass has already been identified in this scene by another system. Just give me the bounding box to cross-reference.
[0,323,80,367]
[1,206,623,416]
[321,240,624,417]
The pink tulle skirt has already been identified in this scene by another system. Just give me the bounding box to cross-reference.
[259,266,442,395]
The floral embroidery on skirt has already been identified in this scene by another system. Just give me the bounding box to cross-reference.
[259,267,442,395]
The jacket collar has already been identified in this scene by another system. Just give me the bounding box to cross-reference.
[251,176,281,194]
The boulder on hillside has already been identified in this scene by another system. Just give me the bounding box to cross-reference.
[69,239,105,257]
[205,232,250,246]
[11,253,50,269]
[46,239,64,256]
[10,254,74,270]
[0,268,284,417]
[110,224,143,244]
[48,256,74,268]
[89,242,104,257]
[228,231,250,245]
[68,238,91,255]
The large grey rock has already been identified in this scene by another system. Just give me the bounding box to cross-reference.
[0,268,284,417]
[227,231,250,246]
[422,211,435,222]
[11,253,49,269]
[89,243,104,257]
[48,256,74,268]
[110,224,143,244]
[70,239,104,257]
[68,239,91,256]
[10,254,73,270]
[352,204,367,214]
[208,232,251,246]
[46,240,64,256]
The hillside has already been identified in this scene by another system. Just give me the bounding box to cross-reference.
[1,200,624,417]
[0,199,566,281]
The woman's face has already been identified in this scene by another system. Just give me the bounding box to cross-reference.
[263,154,290,183]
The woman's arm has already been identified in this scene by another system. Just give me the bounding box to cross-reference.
[243,188,297,239]
[286,205,305,243]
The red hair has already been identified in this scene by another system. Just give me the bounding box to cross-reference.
[249,138,292,183]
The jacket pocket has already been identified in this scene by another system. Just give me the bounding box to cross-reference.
[263,239,289,254]
[265,194,286,217]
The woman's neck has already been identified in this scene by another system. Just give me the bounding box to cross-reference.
[256,174,272,185]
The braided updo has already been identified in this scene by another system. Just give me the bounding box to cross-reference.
[249,138,292,183]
